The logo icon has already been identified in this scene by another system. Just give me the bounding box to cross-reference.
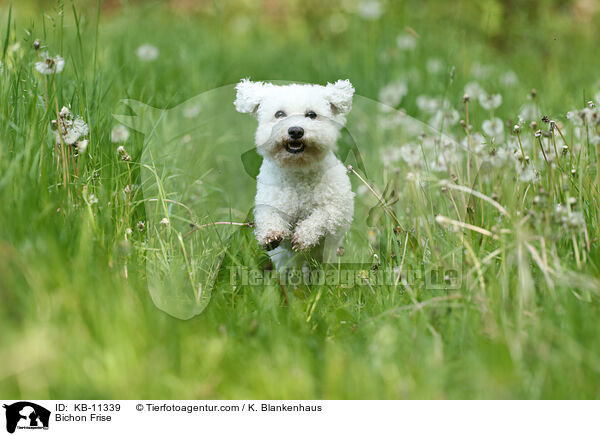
[3,402,50,434]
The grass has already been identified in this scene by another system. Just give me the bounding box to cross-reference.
[1,0,600,399]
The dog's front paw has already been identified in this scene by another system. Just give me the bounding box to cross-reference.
[257,229,287,251]
[291,228,319,252]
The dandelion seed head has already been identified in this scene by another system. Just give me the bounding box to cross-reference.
[378,80,408,110]
[111,125,130,143]
[482,117,504,139]
[63,117,89,145]
[478,92,502,110]
[396,34,416,51]
[75,139,88,155]
[357,0,383,20]
[426,58,444,75]
[136,44,159,61]
[35,52,64,74]
[500,70,518,87]
[416,95,441,113]
[464,82,484,100]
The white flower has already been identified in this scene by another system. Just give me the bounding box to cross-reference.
[160,217,169,226]
[489,147,513,167]
[87,194,99,205]
[378,80,408,109]
[183,103,202,118]
[111,125,130,143]
[357,0,383,20]
[396,34,416,51]
[380,146,402,165]
[517,164,536,182]
[500,70,518,87]
[429,108,460,130]
[53,106,88,145]
[431,148,458,172]
[63,117,89,145]
[426,58,444,74]
[519,103,537,122]
[566,110,583,126]
[478,93,502,110]
[416,95,441,113]
[462,132,487,155]
[482,117,504,140]
[399,144,423,166]
[136,44,159,62]
[327,13,349,34]
[580,107,597,124]
[471,61,491,79]
[464,82,484,100]
[356,185,369,197]
[35,52,65,75]
[76,139,88,154]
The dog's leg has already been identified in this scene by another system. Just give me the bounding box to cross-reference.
[291,206,351,252]
[253,204,291,250]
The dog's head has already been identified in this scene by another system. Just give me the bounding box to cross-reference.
[234,79,354,168]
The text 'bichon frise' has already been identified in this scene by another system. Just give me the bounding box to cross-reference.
[234,79,355,272]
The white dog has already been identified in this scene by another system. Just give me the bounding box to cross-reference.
[234,79,355,272]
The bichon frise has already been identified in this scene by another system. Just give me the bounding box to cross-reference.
[234,79,355,272]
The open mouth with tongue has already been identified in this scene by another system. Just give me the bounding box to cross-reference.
[284,140,306,154]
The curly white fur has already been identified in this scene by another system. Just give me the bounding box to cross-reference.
[234,79,355,271]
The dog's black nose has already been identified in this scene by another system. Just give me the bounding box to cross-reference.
[288,126,304,140]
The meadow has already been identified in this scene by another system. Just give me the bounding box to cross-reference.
[1,0,599,399]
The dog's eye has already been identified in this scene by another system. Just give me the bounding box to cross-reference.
[305,110,317,119]
[274,110,286,118]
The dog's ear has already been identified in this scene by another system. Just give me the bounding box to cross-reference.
[234,79,266,114]
[325,79,355,115]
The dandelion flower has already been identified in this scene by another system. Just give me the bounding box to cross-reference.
[35,52,65,75]
[87,194,99,205]
[430,108,460,130]
[75,139,88,155]
[396,34,416,51]
[426,58,444,75]
[136,44,159,62]
[378,80,408,110]
[52,106,88,145]
[357,0,382,20]
[327,13,349,34]
[566,110,583,126]
[111,124,130,143]
[517,165,536,182]
[471,61,491,79]
[482,117,504,139]
[416,95,441,113]
[399,144,423,167]
[464,82,484,100]
[499,70,518,87]
[380,146,402,165]
[478,92,502,110]
[183,103,202,118]
[518,103,537,122]
[63,117,89,145]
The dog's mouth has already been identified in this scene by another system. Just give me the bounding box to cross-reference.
[283,140,306,154]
